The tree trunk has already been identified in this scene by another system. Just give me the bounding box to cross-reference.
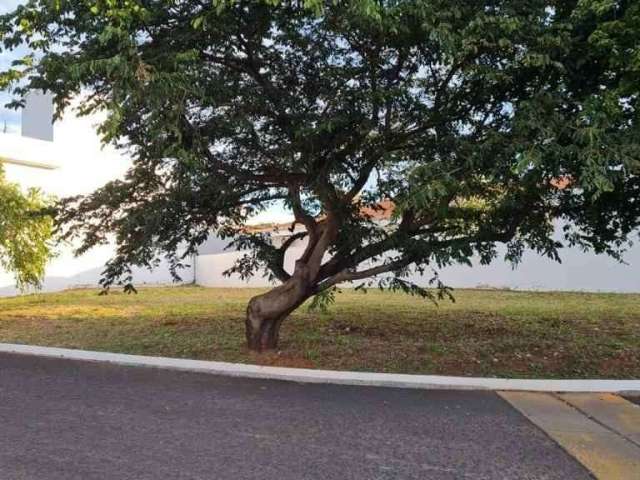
[245,274,311,351]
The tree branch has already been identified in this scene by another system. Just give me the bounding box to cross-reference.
[315,257,413,293]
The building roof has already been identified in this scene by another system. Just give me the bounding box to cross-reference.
[242,178,571,237]
[359,199,395,221]
[243,199,395,235]
[550,176,572,190]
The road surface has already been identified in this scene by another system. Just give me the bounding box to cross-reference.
[0,353,591,479]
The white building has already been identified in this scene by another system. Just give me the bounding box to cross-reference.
[1,94,638,295]
[0,93,193,296]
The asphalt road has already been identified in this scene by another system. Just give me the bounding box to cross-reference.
[0,353,591,480]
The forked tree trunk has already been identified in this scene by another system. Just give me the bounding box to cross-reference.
[245,274,312,351]
[246,217,338,351]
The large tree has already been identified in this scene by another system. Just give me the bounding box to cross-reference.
[2,0,638,350]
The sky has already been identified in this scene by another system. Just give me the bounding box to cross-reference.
[0,0,26,133]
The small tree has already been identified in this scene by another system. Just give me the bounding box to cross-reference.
[0,163,53,291]
[2,0,638,350]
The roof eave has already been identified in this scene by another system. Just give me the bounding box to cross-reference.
[0,156,59,170]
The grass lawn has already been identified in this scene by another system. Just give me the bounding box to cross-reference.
[0,286,638,379]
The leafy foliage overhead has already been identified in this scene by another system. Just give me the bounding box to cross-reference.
[1,0,638,296]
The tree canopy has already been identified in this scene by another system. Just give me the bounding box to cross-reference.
[0,163,53,291]
[1,0,638,349]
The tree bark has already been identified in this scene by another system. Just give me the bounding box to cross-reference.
[245,272,311,351]
[245,213,338,351]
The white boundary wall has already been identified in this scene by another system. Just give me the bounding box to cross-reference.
[196,234,640,293]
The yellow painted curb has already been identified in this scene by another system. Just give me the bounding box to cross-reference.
[559,393,640,447]
[499,392,640,479]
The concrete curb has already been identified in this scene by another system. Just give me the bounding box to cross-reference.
[1,343,639,393]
